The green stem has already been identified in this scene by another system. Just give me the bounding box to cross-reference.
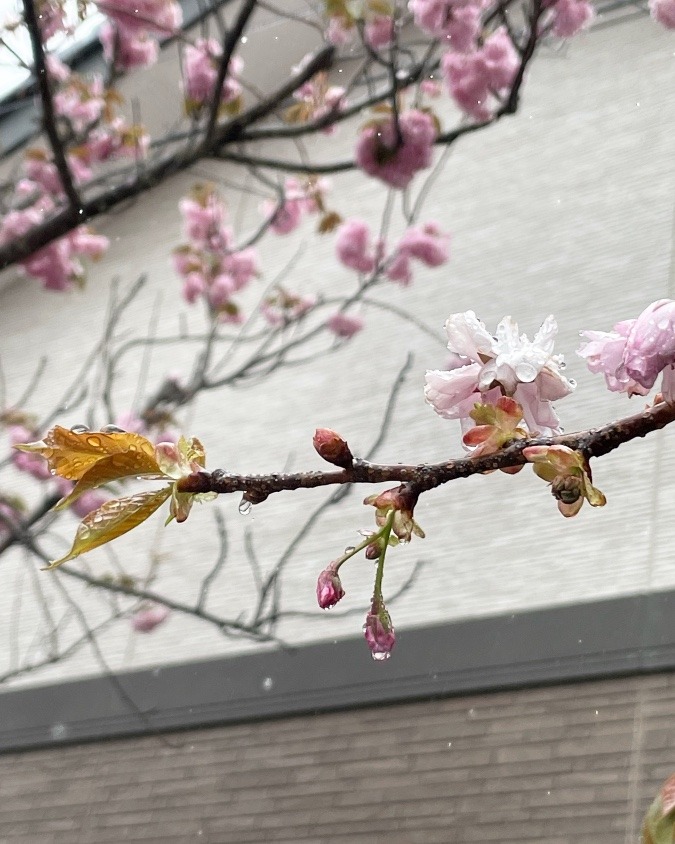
[372,509,395,603]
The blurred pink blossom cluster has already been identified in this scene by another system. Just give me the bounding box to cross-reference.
[335,218,450,284]
[260,177,331,236]
[578,299,675,402]
[0,207,108,290]
[355,108,437,189]
[172,184,259,321]
[326,311,365,339]
[324,11,395,50]
[291,58,346,134]
[35,0,69,40]
[649,0,675,26]
[182,38,243,116]
[425,311,575,436]
[261,288,317,326]
[96,0,182,71]
[441,28,519,121]
[544,0,595,37]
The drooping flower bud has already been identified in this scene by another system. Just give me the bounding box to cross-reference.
[316,563,345,609]
[313,428,354,468]
[131,604,170,633]
[363,600,395,660]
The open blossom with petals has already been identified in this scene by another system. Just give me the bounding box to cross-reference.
[410,0,483,52]
[442,28,518,121]
[37,0,69,40]
[316,563,345,609]
[546,0,594,36]
[325,15,354,45]
[335,218,378,274]
[355,109,437,189]
[650,0,675,26]
[364,15,395,48]
[327,312,364,339]
[425,311,575,435]
[524,445,606,517]
[131,604,170,633]
[387,221,450,285]
[182,38,243,115]
[100,21,158,69]
[579,300,675,402]
[96,0,182,35]
[364,600,395,660]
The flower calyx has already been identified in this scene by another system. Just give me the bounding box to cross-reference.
[523,445,606,517]
[463,396,529,473]
[364,483,425,542]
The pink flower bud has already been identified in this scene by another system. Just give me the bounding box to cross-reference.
[316,563,345,609]
[313,428,353,468]
[131,604,170,633]
[363,603,395,660]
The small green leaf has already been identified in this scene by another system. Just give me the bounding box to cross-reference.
[46,487,172,569]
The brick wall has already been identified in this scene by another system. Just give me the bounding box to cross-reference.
[1,672,673,843]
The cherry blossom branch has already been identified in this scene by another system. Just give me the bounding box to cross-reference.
[176,400,675,501]
[21,0,81,214]
[202,0,258,149]
[0,44,336,270]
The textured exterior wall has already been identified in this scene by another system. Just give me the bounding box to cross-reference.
[0,14,674,687]
[0,672,673,843]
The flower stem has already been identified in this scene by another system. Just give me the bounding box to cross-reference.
[373,509,395,601]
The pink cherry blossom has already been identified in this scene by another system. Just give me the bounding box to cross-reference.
[327,312,365,339]
[182,38,243,113]
[100,21,159,69]
[179,189,231,251]
[410,0,483,51]
[397,221,450,266]
[364,15,395,49]
[45,54,71,82]
[335,218,377,273]
[37,0,69,40]
[355,108,437,189]
[325,16,353,45]
[548,0,594,37]
[579,300,675,400]
[442,27,518,121]
[96,0,182,35]
[425,311,574,434]
[650,0,675,26]
[131,604,170,633]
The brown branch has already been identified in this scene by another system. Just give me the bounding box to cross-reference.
[176,400,675,500]
[22,0,81,214]
[202,0,258,150]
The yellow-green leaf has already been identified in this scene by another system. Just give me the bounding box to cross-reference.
[16,426,157,481]
[45,487,172,570]
[54,451,164,511]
